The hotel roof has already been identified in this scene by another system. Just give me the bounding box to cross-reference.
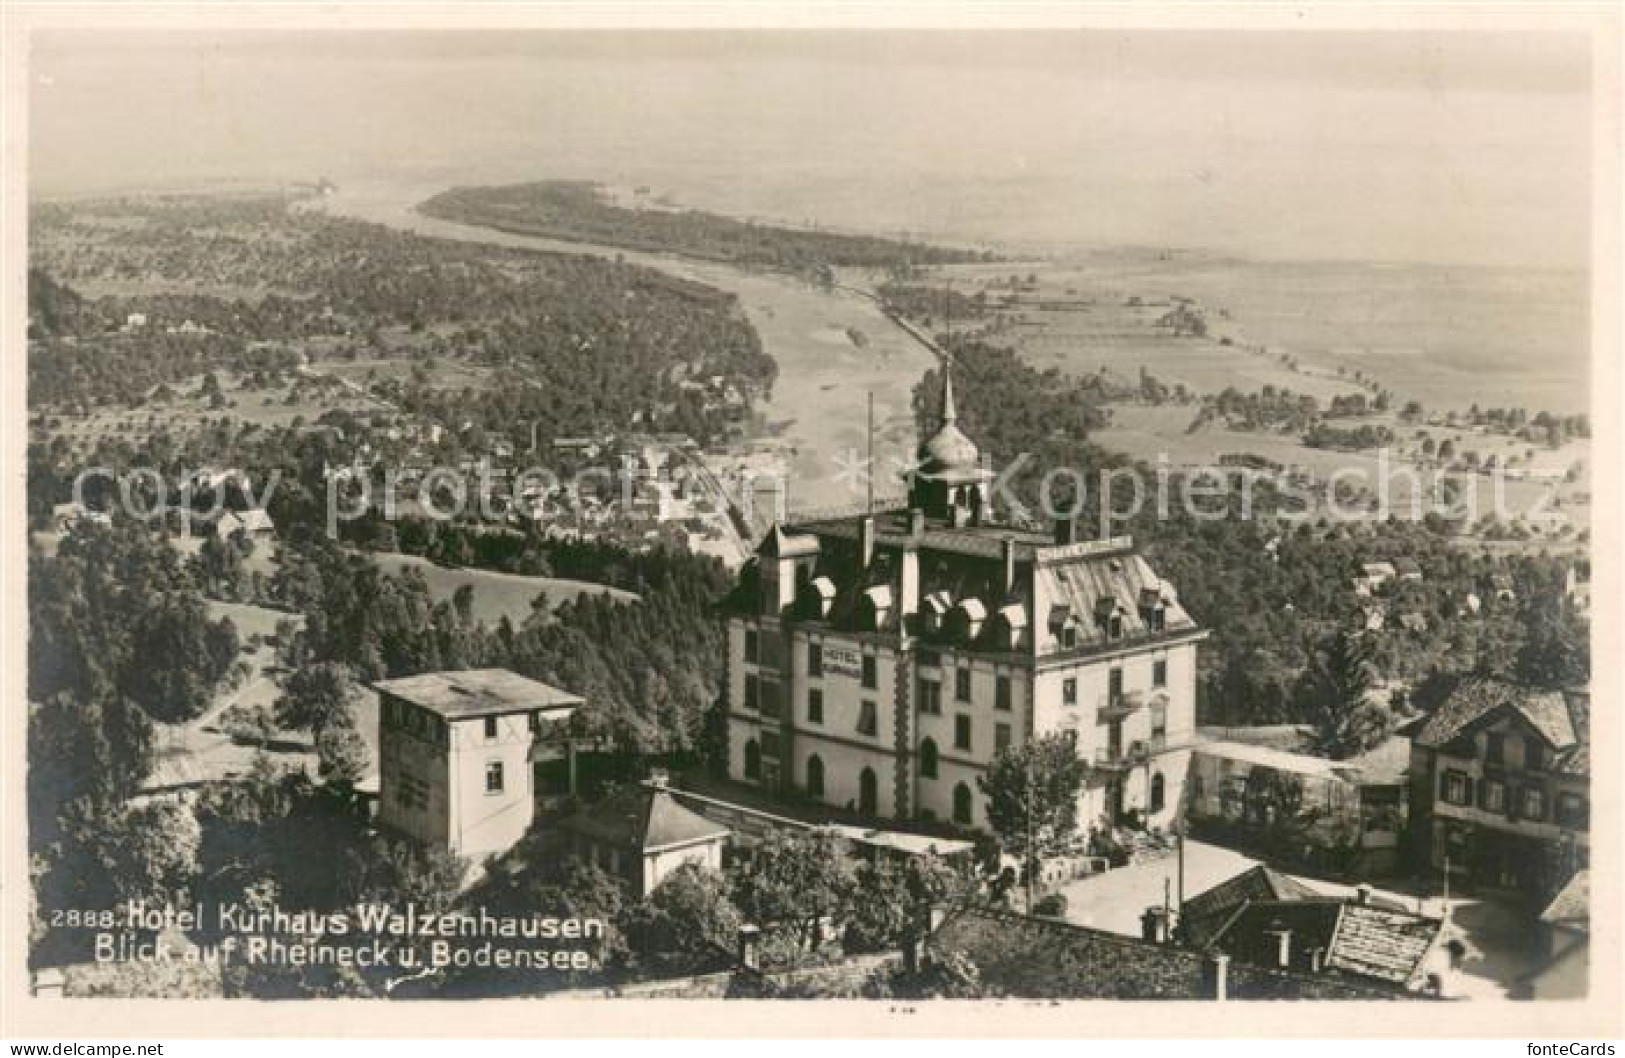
[372,668,583,720]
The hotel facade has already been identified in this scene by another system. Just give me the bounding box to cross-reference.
[723,372,1207,834]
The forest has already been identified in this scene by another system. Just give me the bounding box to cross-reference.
[28,196,777,449]
[420,181,993,272]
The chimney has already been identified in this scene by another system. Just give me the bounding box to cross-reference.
[1266,927,1292,969]
[908,508,926,536]
[858,514,876,574]
[1140,906,1172,945]
[1355,884,1372,906]
[1205,953,1230,1001]
[737,924,761,972]
[1053,514,1080,546]
[1002,536,1017,594]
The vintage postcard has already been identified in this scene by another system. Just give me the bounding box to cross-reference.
[2,1,1619,1041]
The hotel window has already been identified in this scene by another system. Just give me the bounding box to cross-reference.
[995,723,1012,753]
[1524,737,1546,772]
[995,675,1012,712]
[1109,667,1124,701]
[807,641,823,678]
[1147,607,1166,633]
[761,731,781,759]
[861,654,878,690]
[858,700,878,737]
[806,755,825,799]
[744,674,760,712]
[1523,787,1546,821]
[955,666,972,702]
[485,761,505,795]
[808,688,824,725]
[955,714,972,752]
[1443,770,1469,806]
[1152,659,1168,689]
[918,679,942,716]
[953,782,974,825]
[484,715,499,740]
[744,740,761,780]
[1108,614,1124,640]
[919,738,939,780]
[1482,778,1506,813]
[1063,678,1078,706]
[1061,625,1079,649]
[1486,733,1505,765]
[744,628,759,664]
[1151,702,1167,741]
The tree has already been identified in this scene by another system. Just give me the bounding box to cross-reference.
[623,863,741,973]
[978,730,1090,893]
[730,830,854,952]
[316,721,371,785]
[275,661,362,740]
[95,798,202,903]
[1301,630,1393,759]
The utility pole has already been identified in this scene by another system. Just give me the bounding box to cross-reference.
[1025,750,1036,914]
[866,390,875,515]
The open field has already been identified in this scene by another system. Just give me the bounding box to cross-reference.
[1094,403,1590,531]
[368,551,638,626]
[940,250,1587,417]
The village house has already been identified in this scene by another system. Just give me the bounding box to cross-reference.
[1178,866,1454,996]
[926,902,1420,1000]
[724,371,1207,835]
[1513,868,1588,999]
[1409,680,1589,900]
[373,669,582,864]
[559,782,730,897]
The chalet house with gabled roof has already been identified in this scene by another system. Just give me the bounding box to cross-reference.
[1409,680,1589,901]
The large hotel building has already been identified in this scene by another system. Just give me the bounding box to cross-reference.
[724,372,1207,833]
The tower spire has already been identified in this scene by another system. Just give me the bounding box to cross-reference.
[940,365,957,426]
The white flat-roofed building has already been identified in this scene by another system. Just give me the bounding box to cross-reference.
[374,668,581,864]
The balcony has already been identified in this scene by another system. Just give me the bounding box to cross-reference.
[1093,739,1152,771]
[1097,691,1144,721]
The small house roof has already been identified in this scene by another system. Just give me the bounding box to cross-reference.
[371,668,582,720]
[562,787,730,852]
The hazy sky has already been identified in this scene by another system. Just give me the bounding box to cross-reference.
[28,31,1593,268]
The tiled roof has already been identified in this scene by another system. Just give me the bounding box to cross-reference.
[929,906,1411,1000]
[1037,551,1197,650]
[1181,866,1322,950]
[1540,869,1589,932]
[562,787,730,852]
[1413,679,1527,749]
[1516,691,1578,749]
[1204,899,1441,989]
[1324,905,1442,987]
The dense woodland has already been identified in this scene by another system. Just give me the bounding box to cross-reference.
[29,196,776,448]
[421,181,993,274]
